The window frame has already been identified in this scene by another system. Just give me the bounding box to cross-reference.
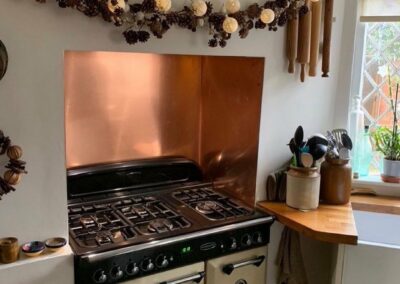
[348,10,400,193]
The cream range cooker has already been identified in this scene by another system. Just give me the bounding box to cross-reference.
[67,158,274,284]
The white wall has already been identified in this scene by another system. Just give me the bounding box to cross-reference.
[0,0,349,283]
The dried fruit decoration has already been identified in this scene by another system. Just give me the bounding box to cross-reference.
[0,130,27,200]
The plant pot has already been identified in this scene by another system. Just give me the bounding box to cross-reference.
[381,158,400,183]
[320,157,352,205]
[286,166,320,211]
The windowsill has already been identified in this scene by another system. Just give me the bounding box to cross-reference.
[353,175,400,197]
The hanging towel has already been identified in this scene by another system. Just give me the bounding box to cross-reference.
[276,227,308,284]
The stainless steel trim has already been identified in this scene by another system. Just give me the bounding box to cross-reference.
[222,255,265,275]
[159,272,205,284]
[83,217,273,262]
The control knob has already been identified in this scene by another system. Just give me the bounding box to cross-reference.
[156,254,169,268]
[141,258,155,272]
[253,232,263,244]
[110,266,123,280]
[93,269,107,284]
[241,234,252,246]
[228,237,237,250]
[126,262,140,276]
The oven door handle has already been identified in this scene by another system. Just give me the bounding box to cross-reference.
[159,271,205,284]
[222,255,265,275]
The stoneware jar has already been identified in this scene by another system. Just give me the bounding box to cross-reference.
[320,157,352,205]
[286,166,321,211]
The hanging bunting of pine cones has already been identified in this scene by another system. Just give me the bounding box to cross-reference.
[34,0,310,48]
[0,130,27,200]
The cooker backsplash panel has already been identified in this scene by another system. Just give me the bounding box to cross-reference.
[65,51,264,205]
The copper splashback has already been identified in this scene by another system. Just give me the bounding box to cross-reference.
[64,52,264,206]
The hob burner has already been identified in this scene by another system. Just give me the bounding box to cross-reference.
[195,201,219,214]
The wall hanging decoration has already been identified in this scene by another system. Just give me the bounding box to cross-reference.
[0,130,27,200]
[34,0,316,48]
[0,40,8,81]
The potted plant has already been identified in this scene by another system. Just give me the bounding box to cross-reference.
[372,83,400,183]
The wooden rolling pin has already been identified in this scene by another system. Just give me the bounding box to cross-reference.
[287,17,298,74]
[309,0,322,77]
[297,0,312,82]
[322,0,334,77]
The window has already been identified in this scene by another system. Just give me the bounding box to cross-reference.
[357,22,400,175]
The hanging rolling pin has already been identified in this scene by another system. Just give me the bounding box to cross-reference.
[297,0,312,82]
[309,0,322,77]
[322,0,334,77]
[287,15,298,74]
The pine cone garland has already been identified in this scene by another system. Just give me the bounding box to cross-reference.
[247,4,261,19]
[141,0,155,13]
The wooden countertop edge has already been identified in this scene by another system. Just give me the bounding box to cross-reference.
[256,202,358,245]
[351,195,400,215]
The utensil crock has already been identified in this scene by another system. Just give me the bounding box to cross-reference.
[0,237,19,264]
[286,166,320,211]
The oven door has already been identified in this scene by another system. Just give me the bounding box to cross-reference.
[122,262,205,284]
[206,246,267,284]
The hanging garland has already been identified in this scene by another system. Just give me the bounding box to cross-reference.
[34,0,311,48]
[0,130,27,200]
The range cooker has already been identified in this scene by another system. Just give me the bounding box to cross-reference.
[67,158,274,284]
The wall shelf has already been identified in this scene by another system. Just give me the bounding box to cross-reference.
[257,201,358,245]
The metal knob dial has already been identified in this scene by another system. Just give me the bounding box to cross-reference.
[126,262,139,276]
[156,254,169,268]
[141,258,155,272]
[110,266,123,280]
[241,234,252,246]
[228,237,237,250]
[93,270,107,284]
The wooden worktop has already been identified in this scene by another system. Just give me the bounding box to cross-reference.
[257,201,358,245]
[351,195,400,215]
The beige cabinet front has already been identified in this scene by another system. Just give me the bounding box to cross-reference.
[122,262,205,284]
[206,246,267,284]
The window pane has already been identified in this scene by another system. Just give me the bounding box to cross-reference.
[360,22,400,174]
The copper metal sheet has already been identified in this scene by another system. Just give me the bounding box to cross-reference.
[64,52,264,206]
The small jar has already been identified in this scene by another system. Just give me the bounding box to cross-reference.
[320,157,352,205]
[286,166,321,211]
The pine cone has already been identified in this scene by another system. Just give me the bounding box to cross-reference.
[239,28,249,38]
[275,0,289,8]
[247,4,261,19]
[123,30,138,44]
[137,31,150,42]
[141,0,155,13]
[255,19,266,29]
[208,38,218,47]
[278,12,288,26]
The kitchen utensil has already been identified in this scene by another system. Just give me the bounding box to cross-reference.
[45,237,67,252]
[287,16,298,73]
[266,173,277,201]
[294,126,304,147]
[322,0,334,77]
[310,144,328,161]
[341,133,353,150]
[339,148,350,160]
[21,241,45,257]
[309,0,322,77]
[288,138,296,154]
[297,0,312,82]
[300,152,314,168]
[332,129,347,145]
[0,40,8,81]
[307,134,329,147]
[0,237,19,264]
